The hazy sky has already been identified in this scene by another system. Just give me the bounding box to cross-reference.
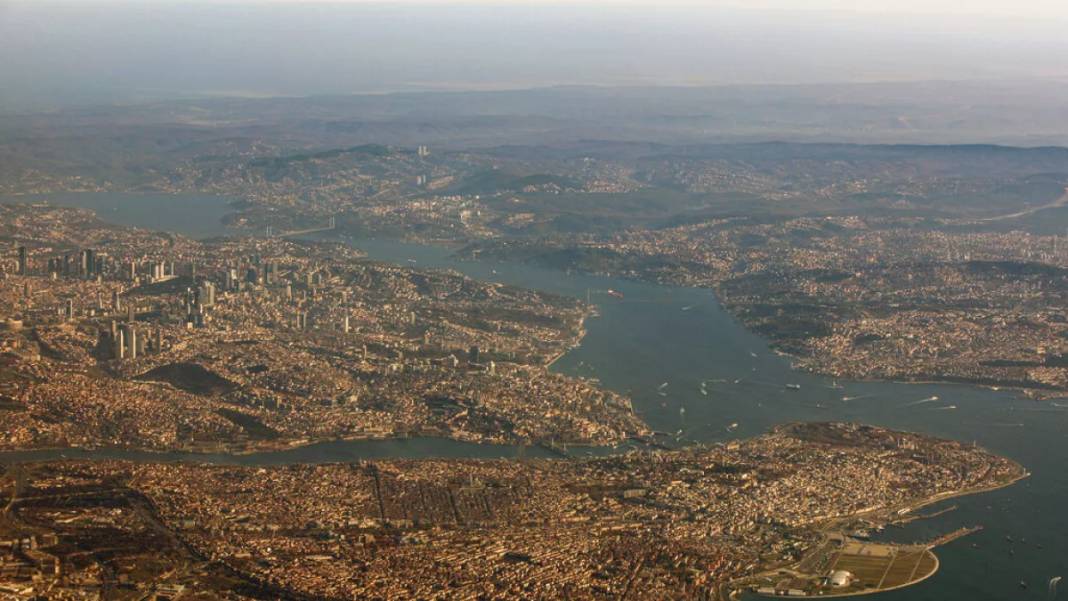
[2,1,1067,112]
[19,0,1068,17]
[306,0,1061,18]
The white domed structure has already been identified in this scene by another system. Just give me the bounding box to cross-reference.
[829,570,855,588]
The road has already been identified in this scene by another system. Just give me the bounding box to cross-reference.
[978,187,1068,222]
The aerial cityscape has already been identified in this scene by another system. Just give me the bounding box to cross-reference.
[3,0,1068,599]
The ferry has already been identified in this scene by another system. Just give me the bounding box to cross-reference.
[903,395,940,407]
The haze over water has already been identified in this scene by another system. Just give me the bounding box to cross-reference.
[3,2,1068,113]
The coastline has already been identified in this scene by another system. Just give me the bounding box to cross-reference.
[732,462,1029,600]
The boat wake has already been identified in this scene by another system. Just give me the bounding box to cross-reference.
[902,396,941,407]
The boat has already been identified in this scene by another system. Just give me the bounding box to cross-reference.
[785,384,801,390]
[699,381,708,396]
[903,396,941,407]
[749,351,758,358]
[607,289,624,299]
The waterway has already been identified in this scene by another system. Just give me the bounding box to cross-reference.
[3,192,1066,600]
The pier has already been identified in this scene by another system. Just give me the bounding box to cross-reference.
[925,525,982,549]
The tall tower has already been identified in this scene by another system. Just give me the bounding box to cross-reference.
[126,325,138,360]
[17,246,27,275]
[198,281,216,308]
[80,249,94,276]
[114,326,125,360]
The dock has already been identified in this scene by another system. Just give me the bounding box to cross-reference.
[926,525,982,549]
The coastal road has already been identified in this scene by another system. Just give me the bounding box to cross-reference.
[978,187,1068,222]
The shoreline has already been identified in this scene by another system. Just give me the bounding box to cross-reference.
[732,463,1029,600]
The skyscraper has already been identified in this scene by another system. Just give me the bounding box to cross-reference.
[80,249,95,276]
[114,325,125,360]
[125,324,138,360]
[17,246,27,275]
[198,281,216,308]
